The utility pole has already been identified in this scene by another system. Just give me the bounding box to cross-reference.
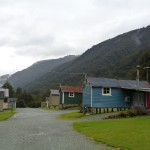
[136,65,140,107]
[136,65,140,85]
[143,66,150,82]
[84,73,87,82]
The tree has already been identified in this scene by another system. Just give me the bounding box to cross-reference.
[2,82,15,97]
[16,99,26,108]
[16,87,22,98]
[19,90,34,107]
[139,51,150,82]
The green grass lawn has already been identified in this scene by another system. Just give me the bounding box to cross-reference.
[63,106,80,110]
[73,117,150,150]
[60,111,85,120]
[0,110,16,122]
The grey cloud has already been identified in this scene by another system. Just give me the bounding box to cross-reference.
[12,31,76,58]
[13,34,55,48]
[0,38,10,47]
[15,44,75,58]
[0,0,150,61]
[0,0,150,76]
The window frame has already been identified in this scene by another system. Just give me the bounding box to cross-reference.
[102,87,111,96]
[125,96,131,102]
[68,92,75,97]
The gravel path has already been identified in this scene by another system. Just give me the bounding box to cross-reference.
[0,108,116,150]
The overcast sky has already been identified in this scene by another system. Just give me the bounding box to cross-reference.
[0,0,150,76]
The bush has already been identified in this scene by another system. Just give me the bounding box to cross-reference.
[107,114,119,119]
[106,108,150,119]
[16,99,26,108]
[127,110,137,117]
[134,107,150,116]
[27,101,41,108]
[118,112,127,118]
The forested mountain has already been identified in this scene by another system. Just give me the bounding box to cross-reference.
[9,55,77,89]
[0,74,9,87]
[25,25,150,92]
[139,51,150,82]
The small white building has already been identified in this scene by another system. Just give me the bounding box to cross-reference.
[0,88,9,111]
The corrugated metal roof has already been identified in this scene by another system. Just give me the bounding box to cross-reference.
[50,89,59,95]
[87,77,150,89]
[60,86,83,93]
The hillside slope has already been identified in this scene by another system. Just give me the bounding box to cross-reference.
[26,26,150,92]
[0,74,9,87]
[9,55,77,88]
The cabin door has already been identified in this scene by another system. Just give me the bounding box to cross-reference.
[131,92,145,107]
[0,99,3,111]
[147,92,150,108]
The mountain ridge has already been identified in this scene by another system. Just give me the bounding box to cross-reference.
[25,25,150,91]
[8,25,150,92]
[9,55,78,89]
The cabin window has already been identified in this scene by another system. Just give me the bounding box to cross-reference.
[125,96,131,102]
[102,87,111,96]
[68,92,74,97]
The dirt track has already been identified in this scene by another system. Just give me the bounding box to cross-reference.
[0,108,115,150]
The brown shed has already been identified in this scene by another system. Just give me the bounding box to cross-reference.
[48,89,60,108]
[0,99,3,111]
[0,91,4,111]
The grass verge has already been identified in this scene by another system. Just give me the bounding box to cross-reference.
[63,106,80,110]
[42,106,80,111]
[60,111,85,120]
[0,110,16,122]
[73,116,150,150]
[41,107,59,111]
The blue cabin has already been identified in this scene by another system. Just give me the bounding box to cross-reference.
[83,77,150,109]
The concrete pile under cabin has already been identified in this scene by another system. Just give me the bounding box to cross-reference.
[83,77,150,113]
[59,86,83,109]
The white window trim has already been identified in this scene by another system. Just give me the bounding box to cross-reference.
[62,92,64,104]
[68,92,75,97]
[125,96,131,102]
[102,87,112,96]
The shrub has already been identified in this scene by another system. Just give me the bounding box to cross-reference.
[27,101,41,108]
[118,112,127,118]
[16,99,26,108]
[134,107,150,116]
[127,110,137,117]
[106,114,120,119]
[105,108,150,119]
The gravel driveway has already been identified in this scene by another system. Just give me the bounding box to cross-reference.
[0,108,116,150]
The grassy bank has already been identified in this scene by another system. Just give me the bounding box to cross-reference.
[73,117,150,150]
[60,112,85,120]
[42,106,80,110]
[0,110,16,122]
[42,107,59,111]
